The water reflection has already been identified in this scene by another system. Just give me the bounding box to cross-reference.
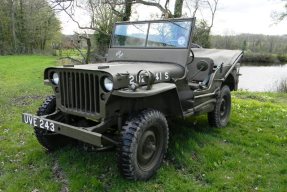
[238,64,287,92]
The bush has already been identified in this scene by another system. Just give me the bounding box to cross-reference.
[276,78,287,93]
[241,53,277,64]
[277,54,287,63]
[241,53,287,65]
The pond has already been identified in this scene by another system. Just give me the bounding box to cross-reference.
[238,64,287,92]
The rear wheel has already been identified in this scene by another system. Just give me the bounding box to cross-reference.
[118,109,169,180]
[208,85,231,127]
[34,96,73,151]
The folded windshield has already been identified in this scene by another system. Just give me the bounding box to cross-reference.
[112,20,193,49]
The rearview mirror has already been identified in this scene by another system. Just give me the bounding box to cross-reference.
[197,61,209,71]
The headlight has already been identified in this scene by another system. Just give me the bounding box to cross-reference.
[103,77,113,92]
[52,72,59,85]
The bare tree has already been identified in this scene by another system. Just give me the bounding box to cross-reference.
[205,0,219,31]
[185,0,200,18]
[101,0,174,18]
[184,0,219,48]
[49,0,183,63]
[185,0,219,31]
[49,0,124,63]
[132,0,172,18]
[132,0,185,18]
[50,0,105,33]
[273,0,287,22]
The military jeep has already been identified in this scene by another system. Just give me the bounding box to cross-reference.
[22,18,242,180]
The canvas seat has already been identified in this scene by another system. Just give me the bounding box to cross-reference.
[187,57,214,90]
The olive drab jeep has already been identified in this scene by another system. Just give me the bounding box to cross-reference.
[22,18,243,180]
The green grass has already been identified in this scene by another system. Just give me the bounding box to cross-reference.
[56,49,87,63]
[0,56,287,192]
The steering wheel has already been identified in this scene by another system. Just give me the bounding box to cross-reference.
[188,49,195,65]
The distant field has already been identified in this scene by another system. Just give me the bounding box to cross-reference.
[0,56,286,192]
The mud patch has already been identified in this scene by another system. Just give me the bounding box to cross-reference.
[11,95,43,106]
[52,159,69,192]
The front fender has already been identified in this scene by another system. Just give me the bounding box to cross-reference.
[112,83,176,98]
[110,83,183,117]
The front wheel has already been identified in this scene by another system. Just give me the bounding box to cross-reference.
[34,96,73,151]
[118,109,169,180]
[208,85,231,128]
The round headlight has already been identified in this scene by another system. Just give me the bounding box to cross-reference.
[103,77,113,92]
[52,72,59,85]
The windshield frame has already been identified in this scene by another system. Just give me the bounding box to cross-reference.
[110,18,195,50]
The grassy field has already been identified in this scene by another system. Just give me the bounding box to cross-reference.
[0,56,286,192]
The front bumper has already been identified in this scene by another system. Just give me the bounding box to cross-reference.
[22,113,116,147]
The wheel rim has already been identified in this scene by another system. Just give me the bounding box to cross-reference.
[137,127,162,171]
[220,96,229,119]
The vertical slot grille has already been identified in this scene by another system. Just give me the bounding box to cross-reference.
[59,71,100,114]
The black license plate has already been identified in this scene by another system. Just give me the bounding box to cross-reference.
[22,113,56,132]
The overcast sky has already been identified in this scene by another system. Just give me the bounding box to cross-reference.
[59,0,287,36]
[211,0,286,35]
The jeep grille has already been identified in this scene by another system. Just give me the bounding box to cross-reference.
[59,71,100,114]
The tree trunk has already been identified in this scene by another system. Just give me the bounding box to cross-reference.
[174,0,183,18]
[123,0,132,21]
[19,0,26,53]
[85,37,91,64]
[10,0,17,53]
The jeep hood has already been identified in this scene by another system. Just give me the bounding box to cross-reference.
[73,62,184,76]
[47,61,185,90]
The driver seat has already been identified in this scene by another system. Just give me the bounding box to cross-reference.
[187,57,214,90]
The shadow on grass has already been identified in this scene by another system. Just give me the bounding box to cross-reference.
[167,116,219,178]
[43,115,217,190]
